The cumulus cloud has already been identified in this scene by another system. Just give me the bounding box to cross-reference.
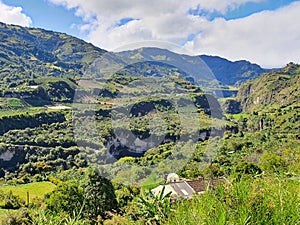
[0,1,32,27]
[185,1,300,68]
[48,0,299,67]
[49,0,251,50]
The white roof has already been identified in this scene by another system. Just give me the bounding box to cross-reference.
[167,173,179,179]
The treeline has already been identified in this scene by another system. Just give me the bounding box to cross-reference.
[0,122,75,148]
[0,111,66,135]
[0,79,76,104]
[0,144,87,182]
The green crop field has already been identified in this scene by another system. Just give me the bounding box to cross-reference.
[0,182,56,206]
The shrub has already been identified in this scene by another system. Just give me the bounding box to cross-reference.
[232,161,262,180]
[1,212,28,225]
[3,191,25,209]
[45,180,84,216]
[48,176,62,185]
[261,152,286,173]
[134,186,172,224]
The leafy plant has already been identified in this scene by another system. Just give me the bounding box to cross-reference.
[136,186,172,224]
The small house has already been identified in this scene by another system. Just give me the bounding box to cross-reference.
[151,174,224,199]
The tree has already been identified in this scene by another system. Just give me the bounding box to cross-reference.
[46,180,84,215]
[82,168,118,220]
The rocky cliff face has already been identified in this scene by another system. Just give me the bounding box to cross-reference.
[0,146,26,171]
[237,63,300,112]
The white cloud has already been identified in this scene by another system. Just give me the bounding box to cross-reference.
[0,1,32,27]
[48,0,300,67]
[47,0,206,49]
[185,1,300,68]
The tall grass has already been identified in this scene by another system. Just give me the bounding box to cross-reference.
[165,176,300,225]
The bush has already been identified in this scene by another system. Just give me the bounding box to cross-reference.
[232,161,262,180]
[45,180,84,215]
[48,176,62,185]
[1,212,28,225]
[261,152,286,173]
[128,186,173,224]
[46,168,118,221]
[3,191,25,209]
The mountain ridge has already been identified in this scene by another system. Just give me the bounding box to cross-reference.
[116,47,270,86]
[0,22,271,87]
[198,54,270,85]
[0,21,106,79]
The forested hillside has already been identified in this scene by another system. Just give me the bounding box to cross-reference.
[118,47,269,86]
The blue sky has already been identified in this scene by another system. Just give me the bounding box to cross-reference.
[0,0,300,67]
[2,0,85,38]
[189,0,297,20]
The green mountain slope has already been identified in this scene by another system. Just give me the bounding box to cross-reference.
[0,22,105,80]
[117,47,269,86]
[0,23,299,225]
[237,63,300,112]
[0,22,269,87]
[199,55,269,86]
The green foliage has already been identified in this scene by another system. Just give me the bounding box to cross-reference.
[0,111,66,135]
[238,63,300,112]
[6,98,25,108]
[115,184,140,209]
[202,163,225,178]
[46,180,84,216]
[82,168,118,220]
[2,191,25,209]
[1,209,29,225]
[232,161,262,180]
[134,186,173,224]
[260,152,287,173]
[45,168,118,221]
[165,177,300,225]
[1,207,89,225]
[0,21,104,83]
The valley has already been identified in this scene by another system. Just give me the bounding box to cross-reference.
[0,22,299,225]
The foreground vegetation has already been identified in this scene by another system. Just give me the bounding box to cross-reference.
[1,170,299,224]
[166,177,300,225]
